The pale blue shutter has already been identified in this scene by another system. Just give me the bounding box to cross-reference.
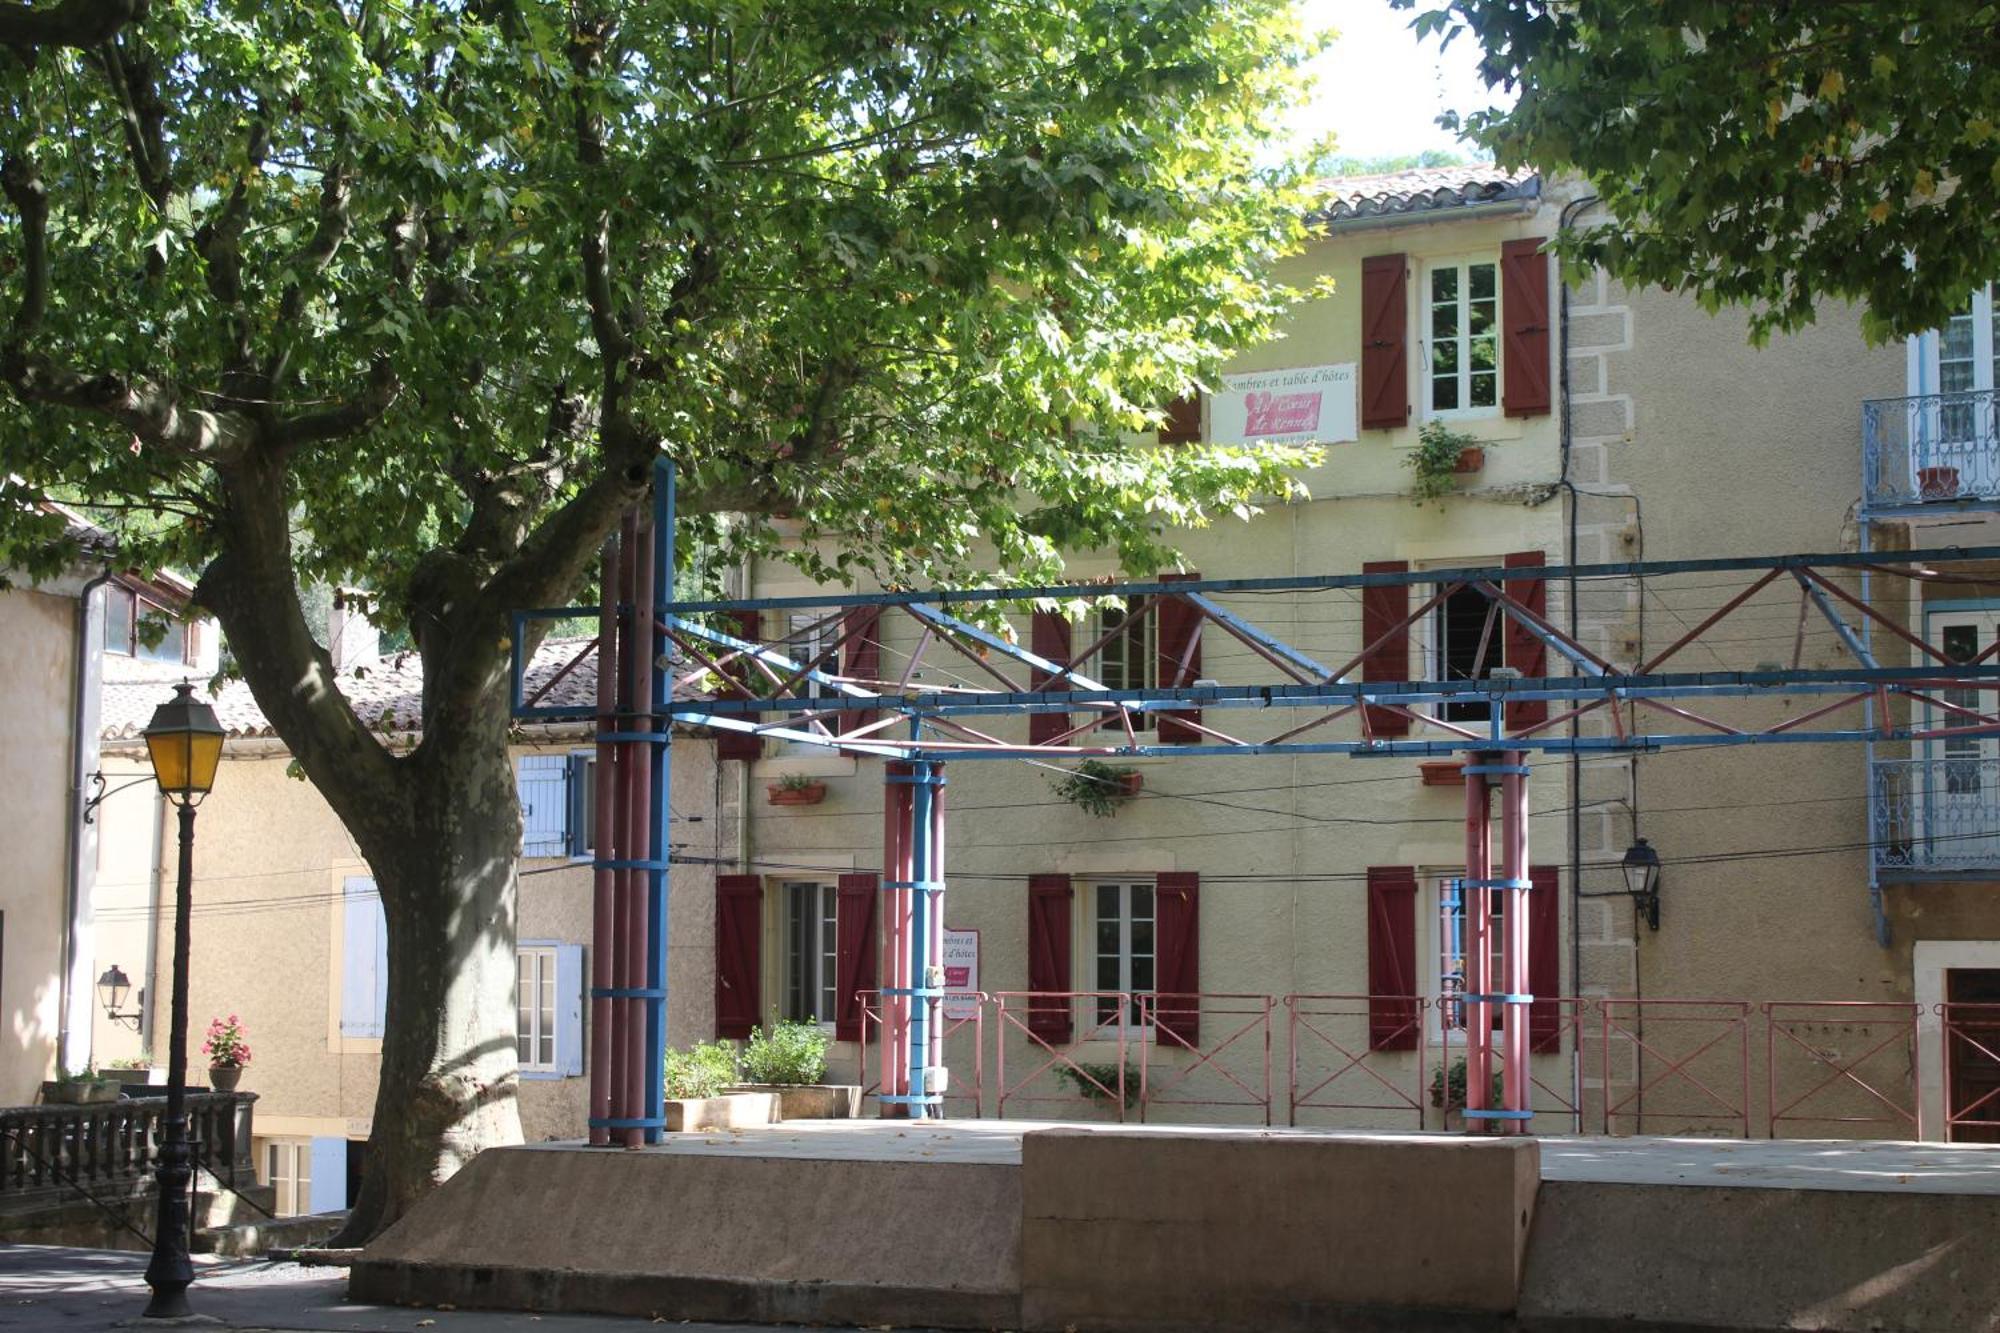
[518,754,569,857]
[556,944,584,1077]
[308,1137,348,1213]
[340,878,387,1039]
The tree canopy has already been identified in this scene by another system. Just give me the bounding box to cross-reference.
[1402,0,2000,341]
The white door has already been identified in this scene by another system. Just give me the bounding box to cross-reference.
[1921,609,2000,867]
[1912,286,2000,498]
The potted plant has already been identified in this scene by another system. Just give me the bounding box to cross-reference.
[1918,465,1962,500]
[1051,759,1143,817]
[1405,420,1488,506]
[203,1014,251,1092]
[663,1040,776,1131]
[731,1018,862,1120]
[767,773,828,806]
[43,1065,121,1105]
[1430,1057,1508,1132]
[105,1056,162,1093]
[1418,760,1465,787]
[1054,1060,1142,1112]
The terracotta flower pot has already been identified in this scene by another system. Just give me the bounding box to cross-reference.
[1919,465,1962,501]
[767,780,828,806]
[1452,445,1485,475]
[208,1065,243,1093]
[1116,771,1144,797]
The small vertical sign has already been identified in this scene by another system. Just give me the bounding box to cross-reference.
[942,928,980,1021]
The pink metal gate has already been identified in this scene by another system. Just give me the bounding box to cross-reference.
[1137,992,1274,1125]
[1284,994,1427,1129]
[1764,1001,1919,1139]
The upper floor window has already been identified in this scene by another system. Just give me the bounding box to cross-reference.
[103,584,198,663]
[1425,259,1500,418]
[1431,581,1499,724]
[1938,284,1998,398]
[1092,602,1157,731]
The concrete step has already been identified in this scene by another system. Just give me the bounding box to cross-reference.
[196,1210,347,1257]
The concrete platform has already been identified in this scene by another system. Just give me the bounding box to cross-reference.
[350,1122,2000,1333]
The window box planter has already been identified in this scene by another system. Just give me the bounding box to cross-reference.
[664,1090,777,1133]
[766,779,828,807]
[728,1083,862,1121]
[42,1078,121,1105]
[1451,445,1486,475]
[1419,760,1466,787]
[1919,465,1962,501]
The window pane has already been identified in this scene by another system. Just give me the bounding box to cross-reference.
[786,884,810,1021]
[1470,373,1497,408]
[1431,266,1458,301]
[136,607,187,663]
[1131,884,1153,920]
[1469,335,1497,372]
[104,587,134,655]
[1130,918,1153,958]
[820,887,838,1020]
[1469,263,1495,301]
[1468,300,1495,336]
[1129,956,1154,994]
[1431,303,1458,339]
[1433,338,1459,374]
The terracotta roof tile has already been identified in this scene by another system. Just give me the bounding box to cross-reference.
[1310,165,1539,224]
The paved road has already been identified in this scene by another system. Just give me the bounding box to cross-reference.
[0,1244,906,1332]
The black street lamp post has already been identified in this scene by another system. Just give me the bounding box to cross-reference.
[138,681,224,1320]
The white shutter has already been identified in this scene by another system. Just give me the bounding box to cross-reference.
[340,877,387,1039]
[517,754,569,857]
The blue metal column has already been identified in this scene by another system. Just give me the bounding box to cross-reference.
[906,762,933,1117]
[646,458,674,1141]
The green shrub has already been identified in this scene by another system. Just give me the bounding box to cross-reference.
[1055,1060,1140,1109]
[663,1041,739,1100]
[740,1019,830,1086]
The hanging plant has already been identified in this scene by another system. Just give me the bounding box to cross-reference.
[1406,421,1488,506]
[1051,759,1143,817]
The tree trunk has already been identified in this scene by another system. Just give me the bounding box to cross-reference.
[332,707,526,1245]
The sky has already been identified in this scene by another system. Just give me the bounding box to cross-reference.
[1290,0,1511,163]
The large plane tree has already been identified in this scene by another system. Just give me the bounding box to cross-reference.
[0,1,1319,1238]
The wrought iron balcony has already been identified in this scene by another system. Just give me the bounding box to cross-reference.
[1862,390,2000,512]
[1871,757,2000,877]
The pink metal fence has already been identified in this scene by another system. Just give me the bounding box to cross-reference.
[992,991,1135,1121]
[1136,993,1274,1125]
[855,990,985,1117]
[1763,1001,1920,1139]
[1283,994,1427,1129]
[1940,1001,2000,1142]
[1601,998,1752,1139]
[1492,997,1589,1134]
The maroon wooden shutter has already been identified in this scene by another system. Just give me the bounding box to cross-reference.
[1528,864,1561,1051]
[1156,572,1203,743]
[1502,550,1549,731]
[838,606,881,736]
[1361,560,1411,737]
[834,872,878,1041]
[1029,610,1073,745]
[1159,393,1202,444]
[1366,866,1419,1051]
[1360,253,1409,430]
[715,609,764,761]
[1155,872,1201,1046]
[1501,237,1552,419]
[1027,873,1073,1043]
[715,874,763,1038]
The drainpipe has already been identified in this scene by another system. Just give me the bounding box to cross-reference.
[1556,191,1598,1125]
[59,568,113,1075]
[736,555,754,874]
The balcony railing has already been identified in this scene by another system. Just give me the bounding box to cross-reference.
[1862,390,2000,511]
[0,1092,255,1213]
[1871,757,2000,876]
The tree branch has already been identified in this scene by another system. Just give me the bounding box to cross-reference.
[0,150,49,338]
[274,357,401,451]
[0,0,144,53]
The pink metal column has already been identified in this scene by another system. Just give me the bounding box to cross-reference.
[927,764,947,1076]
[620,516,656,1147]
[1498,750,1530,1135]
[1463,757,1493,1126]
[587,536,620,1146]
[880,762,912,1114]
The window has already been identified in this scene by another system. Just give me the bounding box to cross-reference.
[517,753,594,858]
[783,881,838,1024]
[1092,602,1156,730]
[261,1139,313,1216]
[103,586,135,655]
[1093,880,1154,1028]
[517,946,558,1072]
[1431,582,1499,723]
[1435,873,1503,1040]
[1425,259,1499,417]
[1942,622,1985,794]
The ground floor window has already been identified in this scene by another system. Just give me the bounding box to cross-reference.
[784,881,838,1023]
[517,946,558,1071]
[1436,873,1503,1039]
[1093,880,1155,1028]
[259,1138,312,1217]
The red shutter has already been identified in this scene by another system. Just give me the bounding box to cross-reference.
[1156,572,1203,743]
[1502,550,1549,731]
[1361,561,1411,737]
[1501,237,1551,419]
[1528,864,1561,1052]
[838,606,881,736]
[1027,873,1073,1044]
[834,873,878,1042]
[1360,253,1409,430]
[716,609,764,761]
[1366,866,1419,1051]
[1029,610,1073,745]
[1159,393,1202,444]
[715,874,763,1038]
[1155,872,1201,1046]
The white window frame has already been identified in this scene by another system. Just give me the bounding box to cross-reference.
[260,1138,313,1217]
[1911,284,1999,398]
[1432,871,1503,1046]
[517,945,560,1073]
[1091,603,1157,731]
[1090,879,1156,1033]
[781,880,839,1027]
[1421,254,1503,422]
